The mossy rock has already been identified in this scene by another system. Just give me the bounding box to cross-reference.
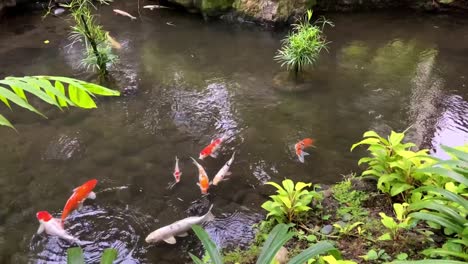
[196,0,234,16]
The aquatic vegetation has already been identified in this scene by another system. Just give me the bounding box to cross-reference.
[274,10,333,75]
[67,247,117,264]
[190,224,342,264]
[0,76,120,130]
[261,179,322,223]
[66,0,117,76]
[351,130,438,199]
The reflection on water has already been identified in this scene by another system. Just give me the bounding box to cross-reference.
[0,8,467,263]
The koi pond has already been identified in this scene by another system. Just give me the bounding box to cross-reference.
[0,2,467,263]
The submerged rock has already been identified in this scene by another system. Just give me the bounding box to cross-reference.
[274,246,289,264]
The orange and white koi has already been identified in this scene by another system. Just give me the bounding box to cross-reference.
[173,156,182,183]
[294,138,314,163]
[199,137,224,160]
[113,9,137,20]
[61,179,97,223]
[191,157,210,194]
[212,152,235,186]
[36,211,77,242]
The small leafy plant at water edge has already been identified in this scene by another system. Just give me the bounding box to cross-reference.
[360,249,391,262]
[261,179,323,223]
[378,203,415,241]
[351,130,438,199]
[274,10,333,75]
[331,177,369,220]
[190,224,344,264]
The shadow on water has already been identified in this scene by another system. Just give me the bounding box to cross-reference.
[0,4,467,263]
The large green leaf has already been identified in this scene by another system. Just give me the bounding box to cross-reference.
[414,186,468,210]
[390,260,467,264]
[442,145,468,162]
[409,212,463,235]
[256,224,294,264]
[423,248,468,260]
[0,114,16,131]
[409,200,466,226]
[67,247,85,264]
[418,167,468,186]
[191,225,223,264]
[189,253,205,264]
[288,241,340,264]
[100,248,118,264]
[0,76,120,130]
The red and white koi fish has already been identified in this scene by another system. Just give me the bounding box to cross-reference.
[61,179,97,223]
[199,137,224,160]
[36,211,77,242]
[294,138,314,163]
[212,152,236,186]
[191,157,210,194]
[113,9,137,20]
[173,156,182,183]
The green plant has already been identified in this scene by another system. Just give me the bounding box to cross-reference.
[360,249,391,261]
[333,221,364,237]
[65,0,117,75]
[0,75,120,129]
[331,178,369,219]
[407,146,468,261]
[261,179,323,223]
[378,203,414,241]
[190,224,343,264]
[351,130,437,199]
[274,10,333,75]
[320,255,358,264]
[67,247,117,264]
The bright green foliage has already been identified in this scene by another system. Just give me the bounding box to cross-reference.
[407,145,468,261]
[320,255,358,264]
[67,247,117,264]
[351,130,437,199]
[390,260,467,264]
[191,224,341,264]
[331,178,369,219]
[66,0,117,75]
[378,203,414,241]
[360,249,390,261]
[0,76,120,130]
[274,10,333,74]
[190,225,223,264]
[261,179,323,223]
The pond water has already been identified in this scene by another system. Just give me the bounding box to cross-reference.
[0,2,467,263]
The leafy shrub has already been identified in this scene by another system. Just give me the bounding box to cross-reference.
[331,177,369,219]
[351,130,438,199]
[261,179,323,223]
[190,224,342,264]
[274,10,333,75]
[407,145,468,261]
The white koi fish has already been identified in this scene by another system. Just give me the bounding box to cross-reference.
[212,152,236,186]
[145,205,214,244]
[113,9,137,20]
[143,5,170,10]
[36,211,77,242]
[173,156,182,183]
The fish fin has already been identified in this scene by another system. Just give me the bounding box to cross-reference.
[163,236,177,244]
[210,152,218,158]
[78,203,84,210]
[87,191,96,199]
[196,183,200,187]
[298,155,305,163]
[225,171,232,176]
[177,232,189,237]
[72,187,78,192]
[303,151,310,156]
[37,224,45,234]
[203,204,215,222]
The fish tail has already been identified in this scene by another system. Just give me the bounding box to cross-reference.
[298,154,305,163]
[204,204,215,222]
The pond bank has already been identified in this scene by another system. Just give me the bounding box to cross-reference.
[2,0,468,23]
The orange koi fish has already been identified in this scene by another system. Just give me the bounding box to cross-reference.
[191,157,210,194]
[295,138,314,163]
[61,179,97,223]
[199,138,224,160]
